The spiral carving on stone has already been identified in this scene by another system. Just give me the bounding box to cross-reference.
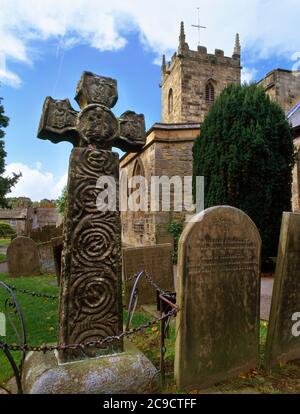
[72,215,119,267]
[77,149,117,178]
[59,148,122,362]
[71,268,117,320]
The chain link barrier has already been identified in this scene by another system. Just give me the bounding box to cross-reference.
[0,307,178,353]
[4,284,59,301]
[0,272,179,354]
[126,270,168,294]
[5,269,166,301]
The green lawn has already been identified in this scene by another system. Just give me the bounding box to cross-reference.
[0,239,11,247]
[1,273,300,394]
[0,273,59,387]
[0,253,6,263]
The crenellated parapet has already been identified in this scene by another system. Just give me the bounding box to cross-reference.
[161,22,242,124]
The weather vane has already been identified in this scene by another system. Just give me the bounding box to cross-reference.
[192,7,206,47]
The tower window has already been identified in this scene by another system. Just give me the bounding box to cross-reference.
[205,82,215,103]
[168,88,174,114]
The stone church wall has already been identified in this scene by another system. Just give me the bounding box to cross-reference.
[162,47,241,124]
[120,125,199,247]
[258,69,300,113]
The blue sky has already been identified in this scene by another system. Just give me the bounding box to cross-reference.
[1,0,300,201]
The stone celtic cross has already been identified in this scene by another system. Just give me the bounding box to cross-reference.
[38,72,146,362]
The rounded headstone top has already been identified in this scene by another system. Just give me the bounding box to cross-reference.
[7,237,41,278]
[180,206,261,247]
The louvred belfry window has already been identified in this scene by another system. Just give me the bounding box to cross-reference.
[206,82,215,103]
[168,88,174,114]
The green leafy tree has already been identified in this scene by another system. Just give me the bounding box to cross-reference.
[193,83,294,263]
[167,220,184,264]
[7,197,32,208]
[0,221,16,237]
[0,94,20,206]
[39,199,57,208]
[56,186,67,216]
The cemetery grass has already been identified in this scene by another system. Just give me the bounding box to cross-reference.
[0,273,59,388]
[0,239,11,247]
[1,274,300,394]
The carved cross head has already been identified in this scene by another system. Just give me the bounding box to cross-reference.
[38,71,146,153]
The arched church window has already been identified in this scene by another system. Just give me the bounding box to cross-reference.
[131,158,147,224]
[130,158,145,198]
[205,82,215,103]
[133,159,144,179]
[168,88,174,114]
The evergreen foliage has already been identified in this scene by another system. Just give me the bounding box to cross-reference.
[193,83,295,261]
[0,94,20,206]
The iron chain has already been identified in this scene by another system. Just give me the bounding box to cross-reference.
[4,284,59,301]
[0,307,178,353]
[4,271,165,300]
[0,271,176,352]
[126,270,168,295]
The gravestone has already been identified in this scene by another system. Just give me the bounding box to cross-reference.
[7,237,41,278]
[265,212,300,368]
[175,206,261,390]
[22,72,158,394]
[30,224,63,243]
[37,241,56,274]
[52,236,63,284]
[123,244,174,306]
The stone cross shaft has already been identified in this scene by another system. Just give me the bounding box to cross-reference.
[38,72,146,363]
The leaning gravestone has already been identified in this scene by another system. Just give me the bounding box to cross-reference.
[22,72,158,394]
[7,237,41,278]
[175,206,261,390]
[265,212,300,368]
[123,244,174,306]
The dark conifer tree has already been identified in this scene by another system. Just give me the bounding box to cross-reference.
[193,83,294,262]
[0,94,20,206]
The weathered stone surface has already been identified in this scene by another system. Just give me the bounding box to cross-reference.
[162,23,241,124]
[117,111,146,152]
[265,212,300,368]
[77,104,119,149]
[38,97,79,146]
[22,341,158,395]
[120,124,199,247]
[52,236,63,284]
[37,71,146,369]
[59,148,123,362]
[30,224,63,244]
[7,237,41,278]
[37,241,56,274]
[123,244,174,306]
[75,72,118,109]
[258,69,300,113]
[38,71,146,153]
[175,206,261,390]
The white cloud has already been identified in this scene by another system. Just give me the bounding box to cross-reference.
[0,54,22,88]
[4,163,67,201]
[1,0,300,86]
[241,67,258,84]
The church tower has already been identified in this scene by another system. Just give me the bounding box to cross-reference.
[161,23,242,124]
